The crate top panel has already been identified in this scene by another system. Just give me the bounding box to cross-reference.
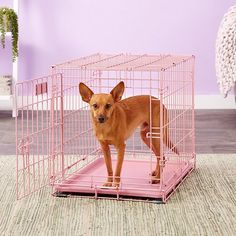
[53,53,194,71]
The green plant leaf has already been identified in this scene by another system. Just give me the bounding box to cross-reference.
[0,7,18,61]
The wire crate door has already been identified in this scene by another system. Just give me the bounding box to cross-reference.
[16,74,64,199]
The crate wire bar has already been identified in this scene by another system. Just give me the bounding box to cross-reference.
[16,53,195,202]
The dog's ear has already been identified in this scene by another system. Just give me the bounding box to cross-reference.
[79,83,94,103]
[110,81,125,102]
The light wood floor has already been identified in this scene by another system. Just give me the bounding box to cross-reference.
[195,110,236,153]
[0,110,236,154]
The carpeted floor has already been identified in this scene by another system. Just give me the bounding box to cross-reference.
[0,154,236,236]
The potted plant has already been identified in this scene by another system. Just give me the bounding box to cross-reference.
[0,7,18,61]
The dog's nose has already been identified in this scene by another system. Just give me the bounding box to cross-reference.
[98,116,105,123]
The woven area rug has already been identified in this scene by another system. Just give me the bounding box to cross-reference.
[0,154,235,236]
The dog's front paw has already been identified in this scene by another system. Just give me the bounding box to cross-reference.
[112,177,120,188]
[102,181,113,187]
[112,181,120,188]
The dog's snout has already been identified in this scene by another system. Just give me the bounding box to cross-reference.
[98,115,106,123]
[98,117,105,123]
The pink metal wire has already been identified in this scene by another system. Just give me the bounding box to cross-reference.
[16,53,195,202]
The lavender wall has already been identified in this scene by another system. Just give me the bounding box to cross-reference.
[0,0,235,94]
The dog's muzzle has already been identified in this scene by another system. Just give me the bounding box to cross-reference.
[97,115,106,123]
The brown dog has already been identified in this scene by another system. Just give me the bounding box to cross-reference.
[79,81,178,187]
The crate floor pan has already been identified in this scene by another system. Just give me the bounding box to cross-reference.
[54,157,194,202]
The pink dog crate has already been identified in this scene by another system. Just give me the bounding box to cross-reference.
[16,53,195,203]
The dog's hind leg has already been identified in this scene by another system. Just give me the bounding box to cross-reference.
[140,122,162,184]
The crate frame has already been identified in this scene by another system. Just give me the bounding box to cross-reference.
[16,53,195,203]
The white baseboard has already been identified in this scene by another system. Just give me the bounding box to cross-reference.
[195,95,235,109]
[0,95,13,110]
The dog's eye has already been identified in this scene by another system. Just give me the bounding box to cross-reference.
[92,104,98,109]
[105,104,112,109]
